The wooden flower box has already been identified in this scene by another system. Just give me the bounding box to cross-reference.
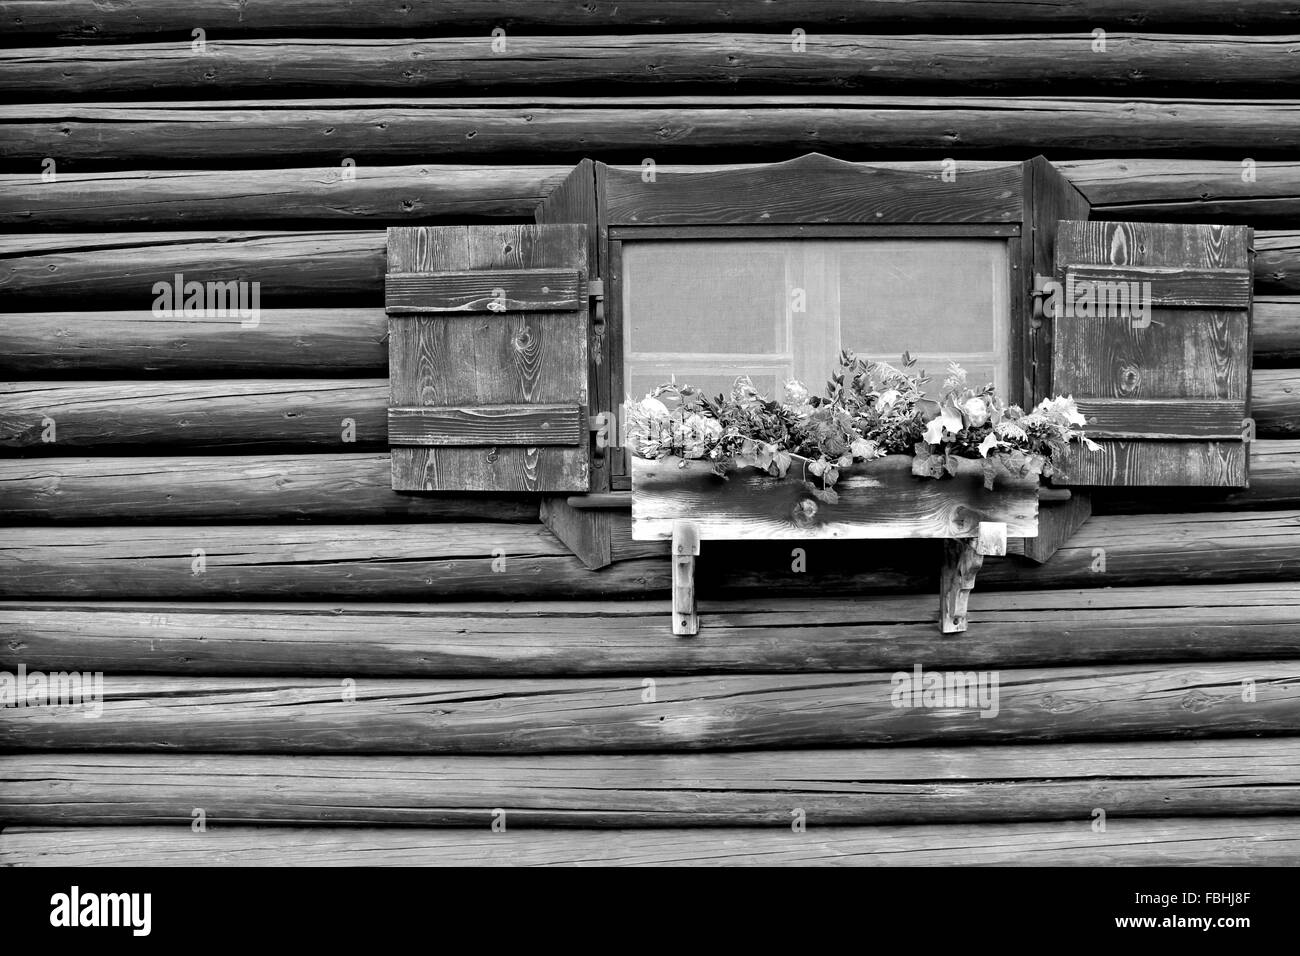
[631,455,1040,635]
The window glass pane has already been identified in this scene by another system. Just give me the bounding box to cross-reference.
[622,238,1009,402]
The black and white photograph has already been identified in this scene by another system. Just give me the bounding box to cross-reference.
[0,0,1294,923]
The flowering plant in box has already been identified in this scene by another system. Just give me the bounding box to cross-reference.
[625,351,1098,503]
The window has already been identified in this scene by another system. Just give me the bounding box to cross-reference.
[622,237,1011,404]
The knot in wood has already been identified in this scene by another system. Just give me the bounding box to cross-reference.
[792,497,819,527]
[485,446,498,463]
[513,328,534,351]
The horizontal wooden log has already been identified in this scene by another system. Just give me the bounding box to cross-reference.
[1095,439,1300,511]
[10,35,1300,98]
[6,818,1296,866]
[6,1,1296,40]
[4,229,1294,307]
[0,231,385,309]
[2,508,1300,599]
[388,405,585,447]
[1254,297,1300,365]
[1058,158,1300,225]
[0,165,566,228]
[0,380,388,448]
[0,454,539,524]
[1253,368,1300,437]
[8,814,1300,867]
[1256,231,1300,295]
[1,160,1294,231]
[1,443,1292,525]
[385,269,582,313]
[0,309,386,373]
[3,583,1300,675]
[3,297,1297,378]
[4,98,1299,165]
[4,740,1298,827]
[1,663,1295,753]
[0,523,648,600]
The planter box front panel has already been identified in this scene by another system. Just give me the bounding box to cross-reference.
[631,456,1038,541]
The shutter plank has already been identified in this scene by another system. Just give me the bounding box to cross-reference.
[385,268,581,314]
[1053,220,1252,488]
[1077,399,1247,440]
[1062,265,1251,309]
[387,224,589,492]
[388,404,583,446]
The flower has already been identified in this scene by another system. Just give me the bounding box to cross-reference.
[962,396,990,428]
[1036,395,1087,428]
[680,413,720,459]
[783,379,811,405]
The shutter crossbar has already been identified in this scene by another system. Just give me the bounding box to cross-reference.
[388,404,584,446]
[386,268,582,314]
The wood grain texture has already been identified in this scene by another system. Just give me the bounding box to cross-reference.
[2,295,1292,376]
[1062,264,1252,308]
[0,523,648,601]
[4,98,1299,164]
[385,268,582,313]
[2,227,1291,305]
[539,496,613,571]
[0,380,387,449]
[6,1,1298,39]
[0,309,386,374]
[0,230,385,308]
[1053,220,1252,487]
[387,405,583,447]
[632,456,1039,540]
[387,224,590,492]
[1254,369,1300,437]
[5,740,1298,827]
[604,152,1024,225]
[0,454,538,524]
[1095,440,1300,512]
[1060,159,1300,225]
[0,165,565,229]
[5,583,1300,675]
[9,35,1300,98]
[6,818,1297,866]
[1075,399,1248,439]
[1,663,1295,753]
[3,509,1299,600]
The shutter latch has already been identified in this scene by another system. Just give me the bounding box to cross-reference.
[588,277,606,368]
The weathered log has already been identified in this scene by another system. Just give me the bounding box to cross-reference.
[0,309,386,373]
[4,229,1294,306]
[2,510,1299,599]
[2,367,1294,451]
[1,663,1295,753]
[1253,369,1300,437]
[4,584,1299,675]
[1254,297,1300,365]
[3,297,1297,377]
[3,98,1298,165]
[0,165,565,228]
[4,740,1298,827]
[1095,439,1300,512]
[1257,231,1300,294]
[0,454,539,524]
[0,380,388,448]
[5,818,1296,866]
[1056,159,1300,224]
[0,231,385,308]
[5,160,1299,230]
[5,1,1296,40]
[8,35,1300,97]
[0,523,650,600]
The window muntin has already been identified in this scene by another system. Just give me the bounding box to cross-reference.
[622,238,1010,404]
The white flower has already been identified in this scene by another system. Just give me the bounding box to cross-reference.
[680,413,720,459]
[922,405,964,445]
[962,396,989,428]
[978,433,1006,458]
[783,379,811,405]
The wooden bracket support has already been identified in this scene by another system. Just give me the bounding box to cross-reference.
[672,520,700,637]
[940,522,1006,634]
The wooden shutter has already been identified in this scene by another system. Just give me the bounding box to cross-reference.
[386,224,591,492]
[1051,220,1253,487]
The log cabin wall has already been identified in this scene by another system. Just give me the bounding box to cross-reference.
[2,1,1300,866]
